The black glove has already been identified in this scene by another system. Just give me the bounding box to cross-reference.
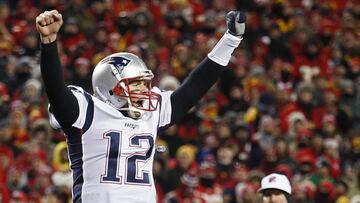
[226,10,246,37]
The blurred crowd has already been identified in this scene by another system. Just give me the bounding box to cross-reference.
[0,0,359,202]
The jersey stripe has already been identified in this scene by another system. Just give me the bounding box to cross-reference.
[83,93,94,133]
[64,127,84,203]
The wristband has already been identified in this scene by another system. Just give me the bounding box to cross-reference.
[207,31,242,66]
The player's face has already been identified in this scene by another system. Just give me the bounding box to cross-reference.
[127,80,149,107]
[128,80,148,92]
[262,189,288,203]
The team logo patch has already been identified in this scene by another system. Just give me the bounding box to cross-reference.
[102,56,131,73]
[269,176,276,183]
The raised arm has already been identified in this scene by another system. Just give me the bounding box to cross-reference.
[170,11,246,123]
[36,10,79,129]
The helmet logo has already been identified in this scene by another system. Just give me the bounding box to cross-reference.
[102,56,132,74]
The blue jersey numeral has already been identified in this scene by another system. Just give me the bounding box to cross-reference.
[126,135,154,185]
[101,131,154,185]
[101,131,122,183]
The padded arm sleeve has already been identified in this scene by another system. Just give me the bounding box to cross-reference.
[40,41,79,129]
[170,58,225,123]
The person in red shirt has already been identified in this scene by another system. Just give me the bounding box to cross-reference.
[195,159,223,203]
[163,170,204,203]
[292,38,330,82]
[279,82,315,134]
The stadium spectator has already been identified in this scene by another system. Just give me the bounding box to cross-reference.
[258,173,292,203]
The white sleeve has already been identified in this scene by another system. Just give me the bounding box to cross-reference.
[153,87,173,128]
[48,85,89,129]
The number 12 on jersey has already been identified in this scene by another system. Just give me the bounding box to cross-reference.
[100,131,154,185]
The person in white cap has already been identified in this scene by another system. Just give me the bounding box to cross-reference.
[258,173,292,203]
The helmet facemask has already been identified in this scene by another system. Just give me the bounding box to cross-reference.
[112,76,160,119]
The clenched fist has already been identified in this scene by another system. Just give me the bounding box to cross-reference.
[35,10,63,44]
[226,10,246,37]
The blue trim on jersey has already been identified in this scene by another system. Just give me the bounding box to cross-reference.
[83,93,94,133]
[63,127,84,203]
[60,91,93,202]
[156,94,164,131]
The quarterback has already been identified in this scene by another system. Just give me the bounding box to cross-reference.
[36,9,246,203]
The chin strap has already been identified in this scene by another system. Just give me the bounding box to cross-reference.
[126,108,144,119]
[123,94,145,119]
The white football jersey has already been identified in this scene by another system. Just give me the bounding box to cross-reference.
[49,86,173,203]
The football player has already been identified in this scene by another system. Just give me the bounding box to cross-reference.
[36,9,246,203]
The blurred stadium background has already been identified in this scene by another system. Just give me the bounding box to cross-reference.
[0,0,359,202]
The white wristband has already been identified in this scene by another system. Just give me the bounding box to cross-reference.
[207,31,242,66]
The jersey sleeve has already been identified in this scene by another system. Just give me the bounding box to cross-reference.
[153,87,173,128]
[48,85,89,130]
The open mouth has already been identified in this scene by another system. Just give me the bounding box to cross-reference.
[132,99,144,108]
